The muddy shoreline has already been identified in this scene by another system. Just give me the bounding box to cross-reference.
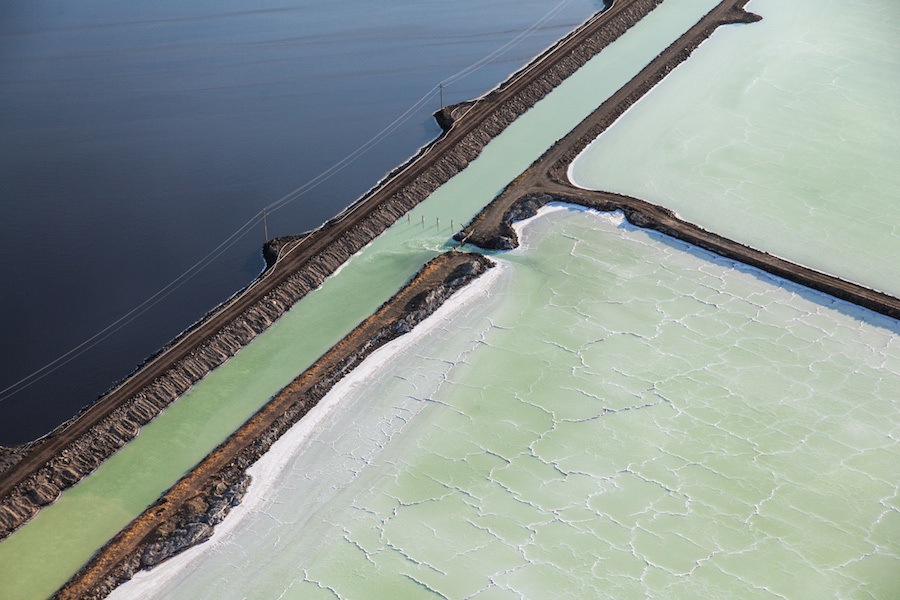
[0,0,667,540]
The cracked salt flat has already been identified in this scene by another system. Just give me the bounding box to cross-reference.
[570,0,900,296]
[0,1,735,596]
[113,206,899,599]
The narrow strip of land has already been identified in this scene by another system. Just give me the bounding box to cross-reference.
[0,0,654,505]
[458,0,900,320]
[54,252,492,600]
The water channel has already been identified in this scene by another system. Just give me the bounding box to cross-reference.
[0,0,736,597]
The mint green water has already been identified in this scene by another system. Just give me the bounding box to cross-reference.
[0,1,732,598]
[112,207,899,599]
[570,0,900,296]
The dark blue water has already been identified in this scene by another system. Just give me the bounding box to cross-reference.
[0,0,602,445]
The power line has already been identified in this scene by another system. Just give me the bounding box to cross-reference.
[440,0,576,89]
[0,0,583,404]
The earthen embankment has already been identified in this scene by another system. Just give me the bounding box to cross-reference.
[0,0,672,540]
[54,251,493,600]
[456,1,900,320]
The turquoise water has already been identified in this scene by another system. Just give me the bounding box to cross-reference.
[0,1,732,598]
[112,207,899,599]
[571,0,900,296]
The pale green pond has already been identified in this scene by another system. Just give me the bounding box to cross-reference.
[570,0,900,296]
[0,0,732,597]
[112,206,899,599]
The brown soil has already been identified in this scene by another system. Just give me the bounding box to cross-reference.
[0,0,669,539]
[54,251,492,600]
[457,0,900,320]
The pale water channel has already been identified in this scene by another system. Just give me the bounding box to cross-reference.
[113,206,899,599]
[107,0,899,597]
[110,0,900,596]
[571,0,900,296]
[0,0,736,597]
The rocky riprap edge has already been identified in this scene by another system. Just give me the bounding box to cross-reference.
[67,474,252,600]
[57,253,493,600]
[0,0,667,540]
[261,234,308,268]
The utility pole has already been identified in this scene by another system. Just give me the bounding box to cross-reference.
[263,209,269,242]
[439,83,444,110]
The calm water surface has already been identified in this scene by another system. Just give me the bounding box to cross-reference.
[0,0,602,444]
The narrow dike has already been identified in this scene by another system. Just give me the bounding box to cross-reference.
[54,252,493,600]
[456,0,900,320]
[0,0,671,555]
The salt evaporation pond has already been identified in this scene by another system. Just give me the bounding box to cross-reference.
[113,206,899,599]
[0,1,731,597]
[570,0,900,296]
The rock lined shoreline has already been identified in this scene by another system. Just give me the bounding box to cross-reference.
[0,0,668,540]
[55,252,493,600]
[52,0,899,596]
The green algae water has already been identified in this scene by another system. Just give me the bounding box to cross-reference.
[570,0,900,296]
[111,206,899,599]
[0,1,733,597]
